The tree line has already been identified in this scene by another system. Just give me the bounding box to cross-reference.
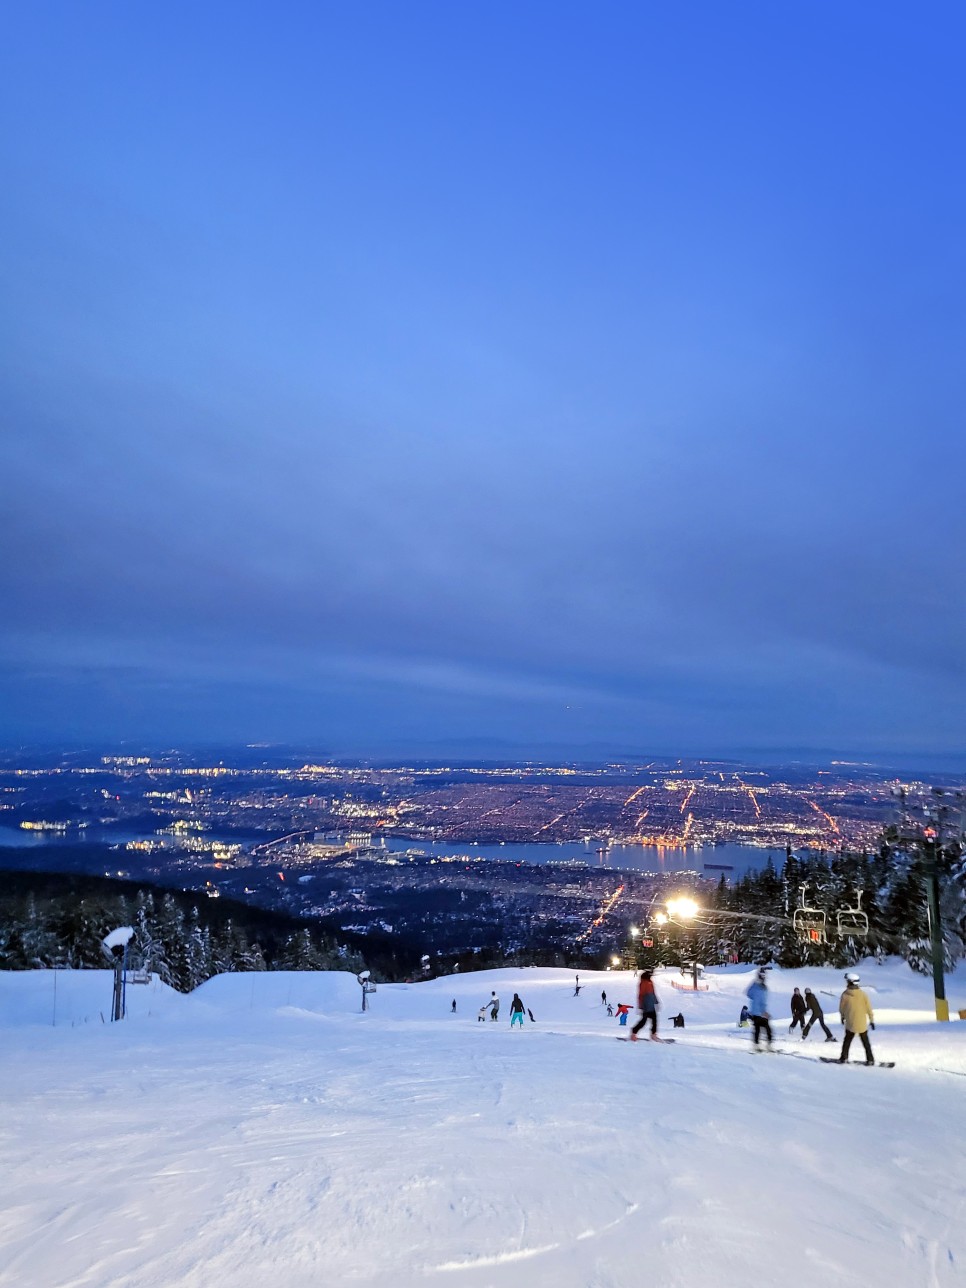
[0,873,366,991]
[638,840,966,973]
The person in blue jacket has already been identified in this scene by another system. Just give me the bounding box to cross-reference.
[746,968,773,1049]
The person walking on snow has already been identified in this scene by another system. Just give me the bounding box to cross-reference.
[510,993,525,1027]
[630,970,660,1041]
[746,968,773,1049]
[574,976,581,996]
[489,991,500,1021]
[601,990,607,1006]
[451,999,457,1013]
[838,973,875,1064]
[789,987,807,1033]
[802,987,836,1042]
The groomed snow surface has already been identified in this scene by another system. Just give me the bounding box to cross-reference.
[1,961,964,1288]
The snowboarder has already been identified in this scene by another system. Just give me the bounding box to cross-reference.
[789,987,807,1033]
[510,993,525,1027]
[630,970,660,1041]
[838,973,875,1064]
[746,967,773,1049]
[802,987,835,1042]
[615,1003,632,1026]
[738,1004,750,1028]
[489,991,500,1021]
[451,999,457,1013]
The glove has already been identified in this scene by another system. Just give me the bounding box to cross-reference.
[870,1022,875,1030]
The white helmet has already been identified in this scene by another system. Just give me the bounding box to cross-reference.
[845,972,860,985]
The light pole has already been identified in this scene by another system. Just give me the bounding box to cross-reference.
[922,828,949,1022]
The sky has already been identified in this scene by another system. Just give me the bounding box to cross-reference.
[2,2,965,762]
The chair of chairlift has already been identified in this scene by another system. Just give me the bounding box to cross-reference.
[835,890,869,938]
[793,885,827,944]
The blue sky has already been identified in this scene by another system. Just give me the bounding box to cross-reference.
[2,2,965,760]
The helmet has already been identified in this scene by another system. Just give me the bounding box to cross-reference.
[845,972,860,985]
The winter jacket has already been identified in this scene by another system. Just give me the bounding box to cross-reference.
[746,980,768,1016]
[803,990,824,1018]
[638,977,658,1013]
[839,986,873,1034]
[790,992,806,1018]
[510,996,524,1014]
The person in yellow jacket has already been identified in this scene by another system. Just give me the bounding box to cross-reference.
[838,973,875,1064]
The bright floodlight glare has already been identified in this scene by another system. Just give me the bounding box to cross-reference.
[611,955,621,966]
[653,911,668,926]
[630,926,640,937]
[667,897,699,920]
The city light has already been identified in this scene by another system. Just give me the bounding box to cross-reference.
[653,911,668,926]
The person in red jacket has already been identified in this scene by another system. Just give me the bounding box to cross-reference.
[630,970,660,1041]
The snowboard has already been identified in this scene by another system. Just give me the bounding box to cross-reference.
[820,1057,895,1068]
[616,1036,676,1043]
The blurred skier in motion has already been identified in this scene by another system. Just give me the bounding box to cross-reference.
[746,968,773,1050]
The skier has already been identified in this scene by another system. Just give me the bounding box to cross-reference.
[489,991,500,1021]
[838,973,875,1064]
[601,990,607,1006]
[802,987,836,1042]
[738,1004,750,1028]
[630,970,660,1041]
[451,999,457,1013]
[606,1003,614,1016]
[746,967,773,1049]
[510,993,525,1028]
[789,987,807,1034]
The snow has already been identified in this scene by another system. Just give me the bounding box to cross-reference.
[1,960,964,1287]
[101,927,135,953]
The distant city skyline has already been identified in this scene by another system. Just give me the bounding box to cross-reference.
[2,3,965,759]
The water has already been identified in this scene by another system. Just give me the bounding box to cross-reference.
[0,825,156,849]
[0,824,776,878]
[380,837,772,877]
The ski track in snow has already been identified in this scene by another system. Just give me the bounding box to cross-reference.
[0,962,965,1287]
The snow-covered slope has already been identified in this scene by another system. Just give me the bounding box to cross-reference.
[1,960,964,1287]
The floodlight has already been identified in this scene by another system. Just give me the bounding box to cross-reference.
[667,897,699,920]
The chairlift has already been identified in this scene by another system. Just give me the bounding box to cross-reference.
[792,885,827,945]
[835,890,869,939]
